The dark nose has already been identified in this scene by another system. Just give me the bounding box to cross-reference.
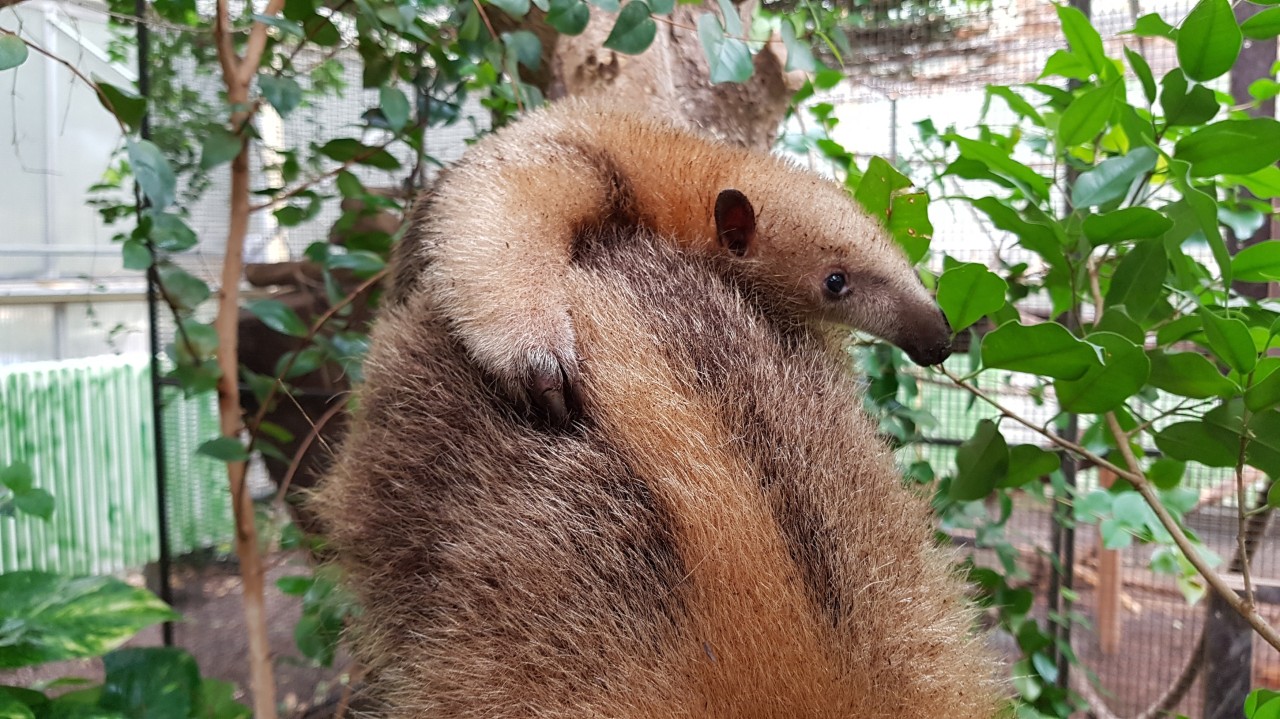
[903,312,953,366]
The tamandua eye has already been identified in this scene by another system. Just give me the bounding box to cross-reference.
[824,272,849,297]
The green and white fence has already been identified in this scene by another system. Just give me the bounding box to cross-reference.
[0,355,234,575]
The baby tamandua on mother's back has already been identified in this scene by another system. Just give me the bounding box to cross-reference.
[408,98,953,421]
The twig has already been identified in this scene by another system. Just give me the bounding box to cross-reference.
[1,30,127,135]
[247,131,410,212]
[941,362,1280,653]
[469,0,522,113]
[241,0,287,85]
[245,268,388,452]
[273,394,349,506]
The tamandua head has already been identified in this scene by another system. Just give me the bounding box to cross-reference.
[713,185,953,367]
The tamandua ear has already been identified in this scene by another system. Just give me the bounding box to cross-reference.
[714,189,757,257]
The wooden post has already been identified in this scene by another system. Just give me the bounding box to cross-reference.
[1096,469,1122,654]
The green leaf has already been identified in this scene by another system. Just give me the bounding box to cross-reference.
[258,74,302,117]
[952,420,1009,501]
[982,322,1101,380]
[1125,47,1157,105]
[13,489,53,521]
[1082,207,1172,245]
[1055,333,1150,414]
[0,462,34,493]
[100,648,201,719]
[1040,50,1093,81]
[328,250,386,276]
[487,0,530,19]
[199,127,242,170]
[1200,309,1257,374]
[0,35,29,72]
[1176,118,1280,177]
[999,445,1061,488]
[946,135,1051,201]
[1241,7,1280,39]
[0,573,177,669]
[127,140,176,211]
[1177,0,1242,81]
[1232,240,1280,282]
[647,0,673,12]
[149,212,198,252]
[1147,350,1236,398]
[251,13,303,36]
[378,87,410,132]
[969,197,1064,265]
[1057,5,1111,79]
[1104,238,1167,321]
[604,2,657,55]
[697,12,752,83]
[0,694,35,719]
[196,437,250,463]
[1246,368,1280,413]
[1059,81,1118,147]
[986,86,1044,125]
[1093,307,1144,344]
[1130,12,1177,39]
[779,21,816,73]
[94,80,146,133]
[854,156,912,223]
[546,0,590,35]
[246,299,309,337]
[1071,147,1157,208]
[1160,68,1219,127]
[936,263,1008,333]
[1148,458,1186,490]
[318,139,401,170]
[197,679,251,719]
[155,264,210,312]
[1155,421,1238,467]
[886,192,932,265]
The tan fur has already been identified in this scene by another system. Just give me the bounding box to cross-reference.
[312,230,1002,718]
[406,98,952,409]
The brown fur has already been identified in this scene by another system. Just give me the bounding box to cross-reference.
[405,99,952,414]
[312,228,1002,718]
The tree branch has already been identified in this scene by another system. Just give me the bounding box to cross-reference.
[240,0,287,85]
[937,365,1280,653]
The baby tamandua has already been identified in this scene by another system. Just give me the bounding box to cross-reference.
[408,98,953,422]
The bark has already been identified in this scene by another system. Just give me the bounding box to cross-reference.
[502,1,804,151]
[213,2,284,717]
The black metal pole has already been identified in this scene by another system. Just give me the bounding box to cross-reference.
[136,0,175,647]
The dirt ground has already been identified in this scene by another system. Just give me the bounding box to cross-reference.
[1,551,352,718]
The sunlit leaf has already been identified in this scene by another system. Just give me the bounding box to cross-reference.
[1232,240,1280,282]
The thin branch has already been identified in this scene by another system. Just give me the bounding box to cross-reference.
[240,0,287,85]
[1,30,128,135]
[248,129,411,212]
[1235,416,1256,608]
[214,0,239,85]
[469,0,522,113]
[938,364,1280,653]
[245,268,388,452]
[272,395,349,506]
